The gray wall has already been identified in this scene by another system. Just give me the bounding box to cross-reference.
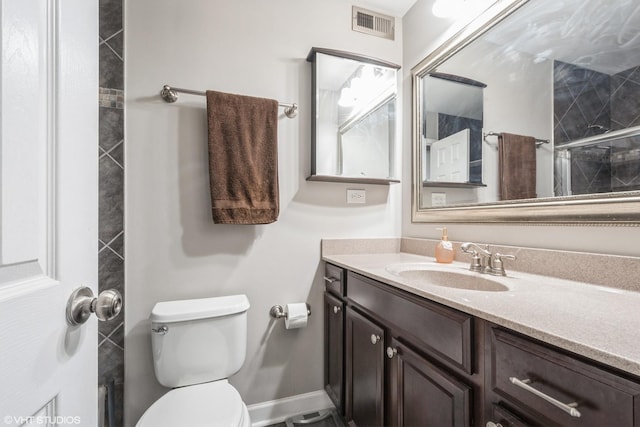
[124,1,402,425]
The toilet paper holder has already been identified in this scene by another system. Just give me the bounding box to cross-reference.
[269,303,311,319]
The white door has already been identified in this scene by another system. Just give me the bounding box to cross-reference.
[0,0,98,426]
[429,128,470,182]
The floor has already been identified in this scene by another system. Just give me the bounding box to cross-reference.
[266,410,343,427]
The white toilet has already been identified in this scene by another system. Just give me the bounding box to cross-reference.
[136,294,252,427]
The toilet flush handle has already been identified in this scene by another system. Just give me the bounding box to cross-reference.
[152,325,168,335]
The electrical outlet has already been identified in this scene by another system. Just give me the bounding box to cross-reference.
[347,189,366,204]
[431,192,446,207]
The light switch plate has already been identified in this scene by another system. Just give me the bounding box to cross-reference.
[347,189,366,204]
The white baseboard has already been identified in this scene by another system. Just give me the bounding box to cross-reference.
[247,390,335,427]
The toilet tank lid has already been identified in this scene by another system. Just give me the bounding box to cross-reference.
[150,294,250,323]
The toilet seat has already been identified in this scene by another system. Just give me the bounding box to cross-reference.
[136,380,250,427]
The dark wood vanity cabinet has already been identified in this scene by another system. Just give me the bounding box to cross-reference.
[324,292,345,415]
[346,307,385,426]
[388,337,471,427]
[486,327,640,427]
[324,263,640,427]
[324,263,346,415]
[343,270,477,427]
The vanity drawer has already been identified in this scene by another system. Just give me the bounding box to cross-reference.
[324,263,345,297]
[347,272,473,374]
[491,328,640,427]
[489,404,530,427]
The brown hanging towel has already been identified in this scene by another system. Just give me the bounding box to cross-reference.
[206,90,279,224]
[498,132,537,201]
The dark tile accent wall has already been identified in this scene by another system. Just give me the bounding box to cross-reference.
[569,148,612,195]
[554,61,640,196]
[611,65,640,130]
[554,60,611,144]
[437,113,483,183]
[99,0,124,425]
[611,136,640,191]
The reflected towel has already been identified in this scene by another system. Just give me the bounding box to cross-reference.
[498,132,536,200]
[206,90,279,224]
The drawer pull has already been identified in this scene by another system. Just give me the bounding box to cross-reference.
[370,334,381,345]
[323,276,338,284]
[333,305,341,314]
[509,377,581,418]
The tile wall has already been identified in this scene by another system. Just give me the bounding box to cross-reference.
[554,61,640,195]
[98,0,124,425]
[554,60,611,144]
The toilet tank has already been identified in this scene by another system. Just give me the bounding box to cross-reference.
[149,295,250,388]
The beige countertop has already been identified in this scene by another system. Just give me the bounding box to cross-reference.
[322,250,640,378]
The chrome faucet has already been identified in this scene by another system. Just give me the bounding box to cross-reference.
[460,242,491,273]
[460,242,516,276]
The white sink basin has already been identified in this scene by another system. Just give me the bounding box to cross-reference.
[385,263,509,292]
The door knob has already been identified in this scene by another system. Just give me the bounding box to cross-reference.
[370,334,381,344]
[333,306,341,314]
[66,286,122,326]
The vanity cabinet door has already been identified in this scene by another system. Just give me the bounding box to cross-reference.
[346,307,385,427]
[324,292,345,415]
[388,338,471,427]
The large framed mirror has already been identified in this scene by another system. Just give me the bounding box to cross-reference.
[308,48,401,185]
[412,0,640,223]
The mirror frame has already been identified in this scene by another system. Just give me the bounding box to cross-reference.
[307,47,401,185]
[411,0,640,225]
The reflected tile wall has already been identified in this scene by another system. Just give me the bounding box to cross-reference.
[569,148,612,195]
[98,0,124,425]
[554,61,610,144]
[611,65,640,130]
[554,61,640,195]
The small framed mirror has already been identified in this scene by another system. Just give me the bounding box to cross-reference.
[307,47,401,185]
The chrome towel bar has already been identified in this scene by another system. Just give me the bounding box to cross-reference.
[483,131,549,147]
[160,84,298,118]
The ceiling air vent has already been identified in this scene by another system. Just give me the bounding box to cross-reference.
[352,6,395,40]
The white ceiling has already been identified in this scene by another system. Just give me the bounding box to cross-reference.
[353,0,418,17]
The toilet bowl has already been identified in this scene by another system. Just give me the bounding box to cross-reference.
[136,380,250,427]
[136,295,251,427]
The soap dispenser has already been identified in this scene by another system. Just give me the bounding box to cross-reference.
[435,227,454,263]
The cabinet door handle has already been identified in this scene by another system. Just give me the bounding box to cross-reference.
[509,377,581,418]
[333,305,341,314]
[370,334,381,345]
[386,347,397,359]
[323,276,338,284]
[486,423,503,427]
